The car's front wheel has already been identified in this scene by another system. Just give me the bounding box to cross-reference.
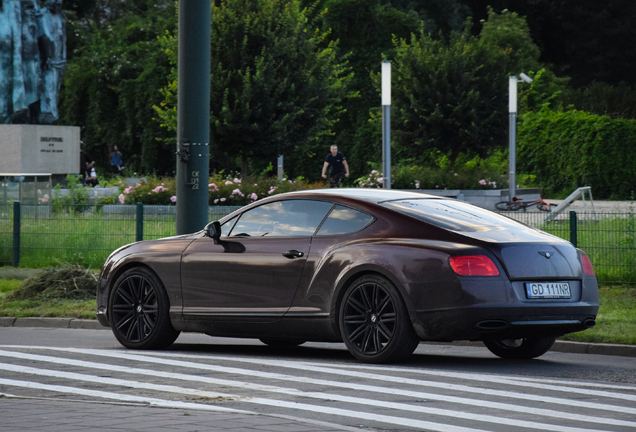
[484,337,556,359]
[109,266,180,349]
[339,275,420,363]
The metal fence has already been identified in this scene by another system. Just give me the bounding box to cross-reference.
[1,202,635,283]
[0,202,241,269]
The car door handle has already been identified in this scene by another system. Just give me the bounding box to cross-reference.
[282,250,304,258]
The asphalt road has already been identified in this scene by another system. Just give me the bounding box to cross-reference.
[1,327,635,432]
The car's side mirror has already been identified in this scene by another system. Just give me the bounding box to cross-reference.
[206,221,222,245]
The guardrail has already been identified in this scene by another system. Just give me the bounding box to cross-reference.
[1,202,634,283]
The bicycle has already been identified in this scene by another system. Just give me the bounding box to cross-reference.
[495,197,554,212]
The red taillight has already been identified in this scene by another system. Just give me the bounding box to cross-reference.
[581,254,595,276]
[449,255,500,276]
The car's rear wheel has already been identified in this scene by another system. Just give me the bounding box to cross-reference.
[259,338,306,347]
[339,275,419,363]
[484,337,556,359]
[109,267,180,349]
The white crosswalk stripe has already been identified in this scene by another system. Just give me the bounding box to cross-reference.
[1,345,635,432]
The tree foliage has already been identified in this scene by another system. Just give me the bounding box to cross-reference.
[154,0,354,178]
[518,108,636,199]
[386,10,541,166]
[58,0,177,175]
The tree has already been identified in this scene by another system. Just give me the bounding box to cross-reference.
[387,10,542,165]
[458,0,636,88]
[154,0,354,178]
[58,1,177,175]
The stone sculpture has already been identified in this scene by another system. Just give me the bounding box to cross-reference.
[0,0,65,124]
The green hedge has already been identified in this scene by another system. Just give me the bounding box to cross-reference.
[517,108,636,199]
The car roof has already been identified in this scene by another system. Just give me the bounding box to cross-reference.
[284,188,444,203]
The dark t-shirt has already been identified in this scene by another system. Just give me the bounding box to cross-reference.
[80,151,93,175]
[325,152,346,173]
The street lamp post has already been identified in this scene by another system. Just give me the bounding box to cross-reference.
[176,1,211,235]
[382,61,391,189]
[508,73,532,201]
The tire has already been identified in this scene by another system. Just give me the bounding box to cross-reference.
[259,338,306,347]
[339,275,420,363]
[109,267,180,350]
[483,337,556,359]
[495,201,522,211]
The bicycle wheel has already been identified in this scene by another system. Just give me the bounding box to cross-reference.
[537,202,553,212]
[495,201,521,211]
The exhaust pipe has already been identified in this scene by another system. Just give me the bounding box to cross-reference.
[474,320,508,331]
[583,318,596,328]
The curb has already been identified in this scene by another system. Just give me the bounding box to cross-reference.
[0,317,108,330]
[1,317,635,358]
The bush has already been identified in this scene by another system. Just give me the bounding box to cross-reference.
[518,108,636,199]
[356,151,538,190]
[117,174,326,206]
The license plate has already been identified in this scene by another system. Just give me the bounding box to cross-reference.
[525,282,571,299]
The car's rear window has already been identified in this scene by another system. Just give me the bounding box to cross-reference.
[380,199,526,232]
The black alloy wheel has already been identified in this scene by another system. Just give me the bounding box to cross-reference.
[484,337,556,359]
[339,275,420,363]
[109,267,179,349]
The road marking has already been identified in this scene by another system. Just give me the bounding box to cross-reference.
[1,348,634,431]
[0,377,245,413]
[334,362,636,400]
[110,348,636,414]
[0,370,489,432]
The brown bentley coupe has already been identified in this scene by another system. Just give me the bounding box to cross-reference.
[97,189,599,363]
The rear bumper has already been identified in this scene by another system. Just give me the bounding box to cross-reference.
[414,305,598,341]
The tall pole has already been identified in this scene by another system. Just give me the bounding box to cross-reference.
[508,76,517,201]
[382,61,391,189]
[176,1,211,234]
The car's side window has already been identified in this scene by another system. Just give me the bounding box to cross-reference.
[229,200,333,237]
[316,205,374,236]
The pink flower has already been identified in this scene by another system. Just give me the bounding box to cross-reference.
[232,188,244,197]
[249,193,258,200]
[124,187,133,194]
[118,194,125,204]
[220,198,226,202]
[170,195,177,203]
[214,199,219,204]
[225,181,233,185]
[233,178,241,183]
[414,180,420,189]
[479,179,487,185]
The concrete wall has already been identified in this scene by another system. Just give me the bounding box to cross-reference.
[0,124,80,174]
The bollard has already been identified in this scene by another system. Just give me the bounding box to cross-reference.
[12,201,20,267]
[569,210,577,247]
[136,202,144,242]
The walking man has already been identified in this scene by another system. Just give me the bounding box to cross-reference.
[321,145,350,188]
